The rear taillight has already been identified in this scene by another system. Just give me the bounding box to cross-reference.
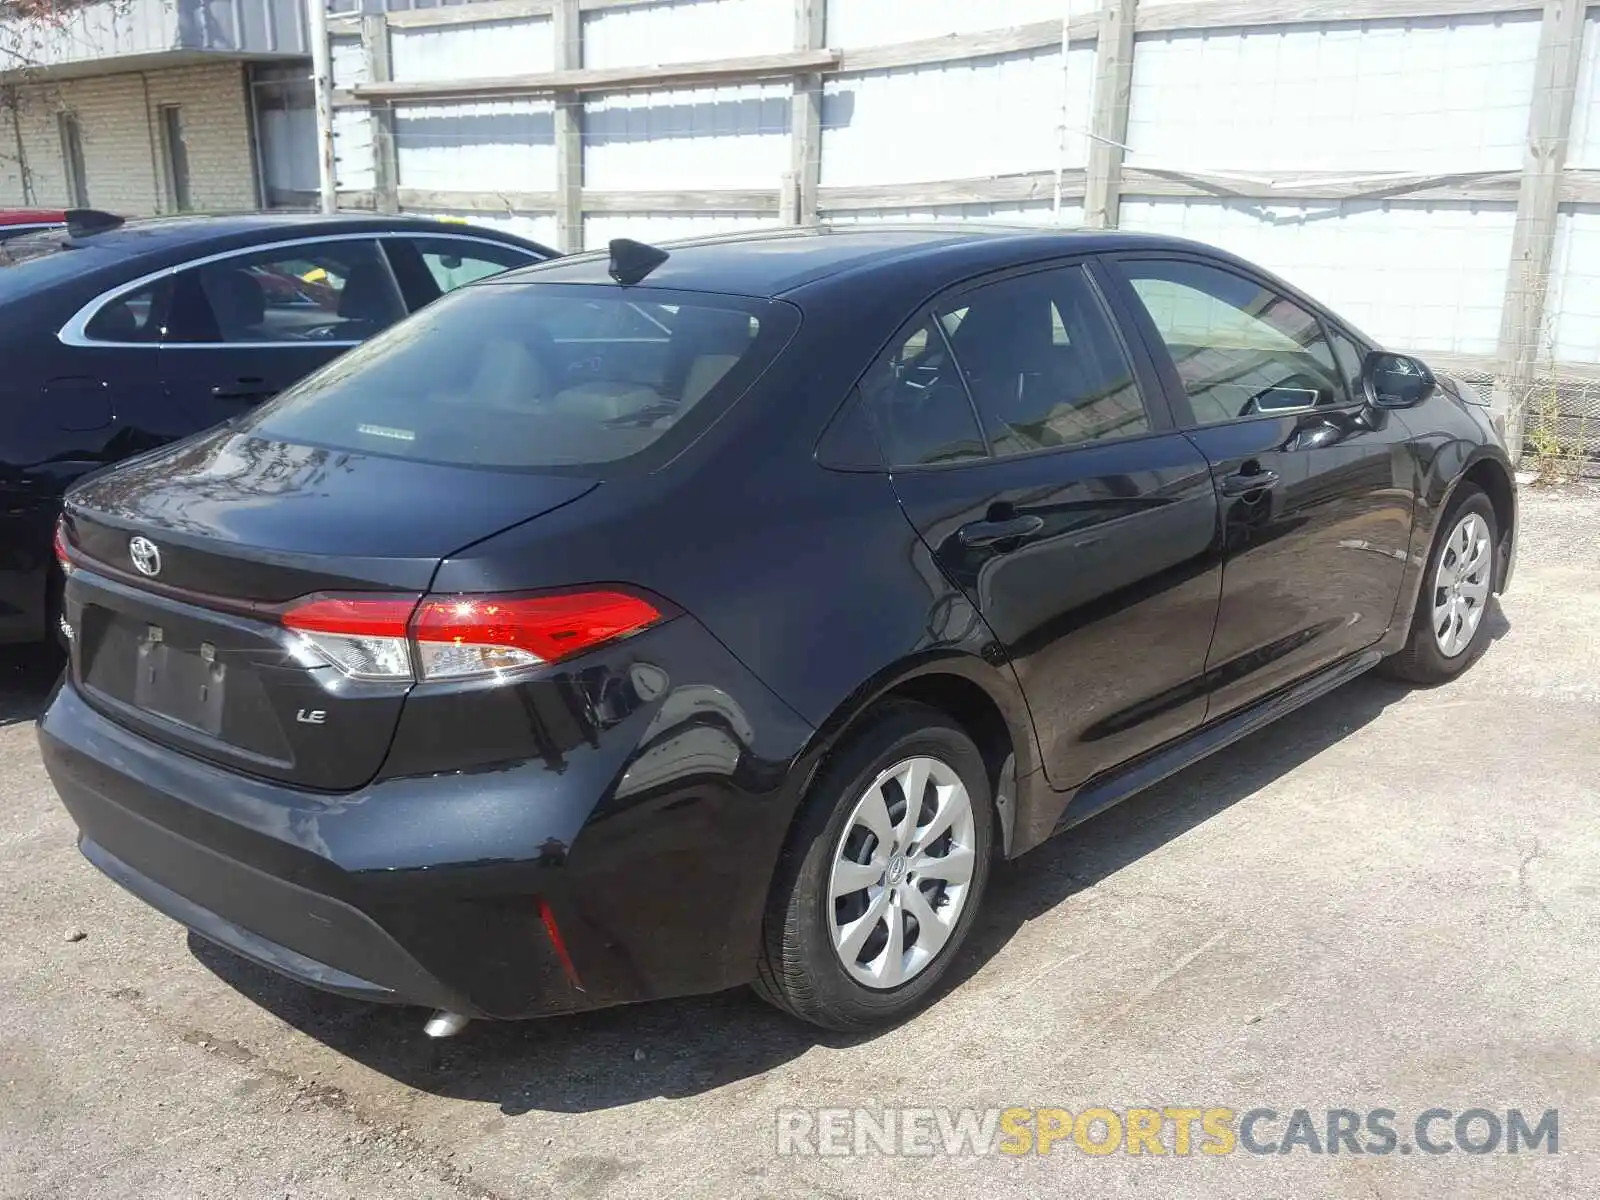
[279,589,662,683]
[53,521,73,576]
[281,595,419,680]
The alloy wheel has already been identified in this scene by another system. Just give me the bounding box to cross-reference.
[1432,511,1492,657]
[827,755,977,989]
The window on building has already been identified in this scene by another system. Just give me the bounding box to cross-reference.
[160,105,192,212]
[58,113,88,208]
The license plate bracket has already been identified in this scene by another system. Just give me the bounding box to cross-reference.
[133,628,226,737]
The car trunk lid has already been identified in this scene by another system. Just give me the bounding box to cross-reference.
[62,428,597,791]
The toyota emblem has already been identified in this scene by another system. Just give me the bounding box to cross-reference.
[128,536,161,577]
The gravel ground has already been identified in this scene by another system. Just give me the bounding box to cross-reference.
[1,486,1597,1200]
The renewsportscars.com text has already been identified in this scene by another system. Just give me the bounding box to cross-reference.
[775,1106,1559,1158]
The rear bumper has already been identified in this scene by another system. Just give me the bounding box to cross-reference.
[82,836,451,1008]
[39,615,815,1019]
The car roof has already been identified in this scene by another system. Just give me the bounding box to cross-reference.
[496,224,1198,297]
[49,211,543,257]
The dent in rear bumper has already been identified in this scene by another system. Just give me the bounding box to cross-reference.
[38,615,815,1018]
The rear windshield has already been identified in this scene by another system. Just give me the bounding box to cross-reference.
[0,230,97,301]
[243,283,798,470]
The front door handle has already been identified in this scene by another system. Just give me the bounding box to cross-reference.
[957,514,1044,548]
[212,379,278,400]
[1219,469,1281,497]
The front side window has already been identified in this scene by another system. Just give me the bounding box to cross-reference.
[240,284,795,470]
[938,265,1149,457]
[165,239,407,345]
[1329,327,1367,402]
[1119,259,1346,425]
[858,313,988,468]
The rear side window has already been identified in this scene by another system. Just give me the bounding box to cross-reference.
[84,279,169,343]
[857,313,987,468]
[939,265,1149,456]
[242,284,796,470]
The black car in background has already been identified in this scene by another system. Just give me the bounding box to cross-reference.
[42,226,1515,1035]
[0,212,555,644]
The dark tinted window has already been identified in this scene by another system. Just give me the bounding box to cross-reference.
[412,237,535,293]
[940,266,1148,455]
[1122,259,1343,424]
[84,279,168,343]
[243,284,792,469]
[167,239,406,344]
[858,313,987,468]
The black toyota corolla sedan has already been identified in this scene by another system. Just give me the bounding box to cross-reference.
[0,211,555,646]
[40,226,1515,1035]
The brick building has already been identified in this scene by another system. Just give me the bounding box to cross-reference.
[0,0,318,214]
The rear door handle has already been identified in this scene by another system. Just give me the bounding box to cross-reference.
[212,380,278,400]
[957,515,1044,548]
[1219,469,1281,497]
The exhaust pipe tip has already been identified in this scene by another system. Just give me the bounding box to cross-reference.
[423,1010,471,1039]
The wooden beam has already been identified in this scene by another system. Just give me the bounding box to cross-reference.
[1121,166,1527,203]
[1494,0,1588,459]
[838,17,1097,74]
[585,189,784,213]
[552,0,583,252]
[397,187,558,212]
[818,170,1078,211]
[349,48,840,104]
[790,0,825,226]
[361,15,398,215]
[1135,0,1539,34]
[371,167,1600,221]
[1562,170,1600,203]
[1084,0,1138,229]
[387,187,781,214]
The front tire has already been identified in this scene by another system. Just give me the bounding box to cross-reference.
[1383,483,1498,684]
[754,702,993,1031]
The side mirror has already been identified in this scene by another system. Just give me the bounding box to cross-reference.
[1363,351,1435,408]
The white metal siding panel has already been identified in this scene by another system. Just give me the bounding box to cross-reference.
[396,101,558,191]
[821,47,1092,188]
[584,212,782,244]
[1118,197,1516,355]
[1126,15,1542,176]
[583,84,790,190]
[0,0,174,69]
[334,109,376,192]
[582,0,790,69]
[1565,16,1600,169]
[410,209,560,248]
[391,17,555,83]
[823,201,1082,225]
[332,35,376,194]
[825,0,1083,49]
[1547,206,1600,363]
[331,36,367,88]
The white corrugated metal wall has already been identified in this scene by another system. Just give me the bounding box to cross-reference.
[329,0,1600,460]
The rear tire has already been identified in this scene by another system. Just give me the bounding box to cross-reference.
[754,702,992,1031]
[1382,483,1498,685]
